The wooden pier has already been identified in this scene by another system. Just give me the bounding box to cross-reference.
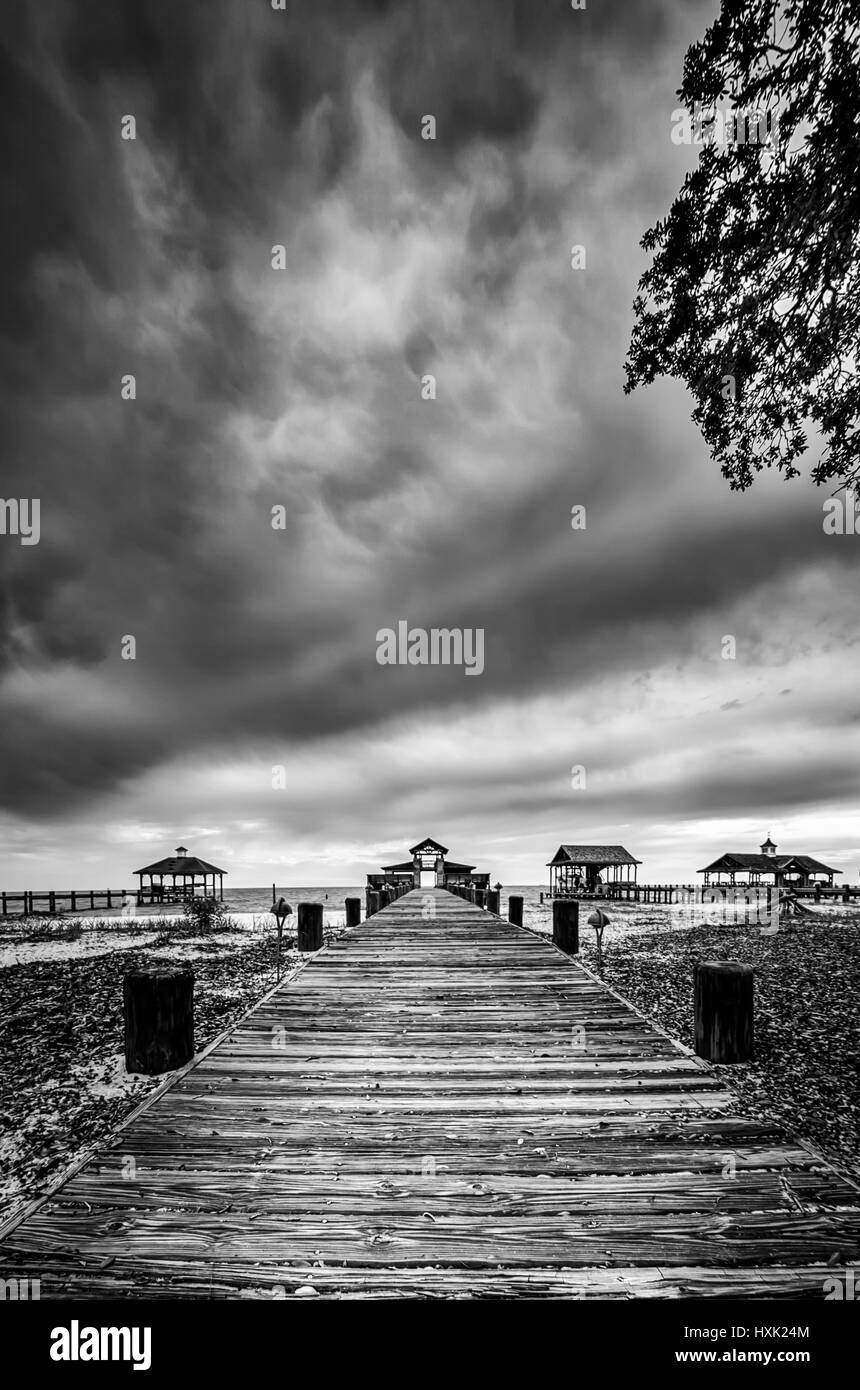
[0,885,211,917]
[0,889,130,917]
[1,887,859,1298]
[553,882,860,905]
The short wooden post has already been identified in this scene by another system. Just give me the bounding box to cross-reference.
[843,884,850,903]
[694,961,754,1063]
[90,890,95,911]
[49,891,56,914]
[475,888,486,909]
[124,965,194,1075]
[345,897,361,927]
[553,900,579,954]
[486,889,500,915]
[508,894,523,926]
[298,902,323,951]
[367,890,380,917]
[814,884,821,903]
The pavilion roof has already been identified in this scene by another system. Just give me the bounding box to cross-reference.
[408,837,449,855]
[135,854,226,876]
[698,852,839,874]
[547,845,642,867]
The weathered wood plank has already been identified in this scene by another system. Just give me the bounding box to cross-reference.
[1,886,858,1297]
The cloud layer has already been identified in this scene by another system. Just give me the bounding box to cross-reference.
[1,0,857,885]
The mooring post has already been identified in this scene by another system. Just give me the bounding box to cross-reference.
[694,960,754,1062]
[553,900,579,954]
[298,902,323,951]
[486,889,500,914]
[508,894,523,926]
[475,888,486,908]
[367,889,380,917]
[345,897,361,927]
[124,964,194,1075]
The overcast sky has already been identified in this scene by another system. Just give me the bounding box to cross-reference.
[1,0,858,890]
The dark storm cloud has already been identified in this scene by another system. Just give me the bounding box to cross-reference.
[1,0,851,841]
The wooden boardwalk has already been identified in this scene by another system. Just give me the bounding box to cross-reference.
[2,888,859,1298]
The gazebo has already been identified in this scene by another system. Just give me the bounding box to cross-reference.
[698,835,838,889]
[367,837,490,893]
[547,844,641,896]
[135,846,226,905]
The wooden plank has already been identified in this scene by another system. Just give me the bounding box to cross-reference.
[2,886,858,1298]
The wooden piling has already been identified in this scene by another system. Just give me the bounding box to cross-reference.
[474,888,486,909]
[298,902,323,952]
[123,964,194,1075]
[486,889,500,915]
[508,894,523,926]
[367,890,380,917]
[694,960,754,1063]
[345,897,361,928]
[552,900,579,955]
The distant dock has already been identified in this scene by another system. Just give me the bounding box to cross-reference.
[0,887,192,917]
[0,889,132,917]
[549,881,860,905]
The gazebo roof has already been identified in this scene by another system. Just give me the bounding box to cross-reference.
[698,852,839,874]
[409,836,449,856]
[136,852,226,877]
[547,845,642,867]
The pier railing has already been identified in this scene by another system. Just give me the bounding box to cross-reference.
[548,881,859,904]
[2,888,136,917]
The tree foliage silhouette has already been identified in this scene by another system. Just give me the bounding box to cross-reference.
[625,0,860,491]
